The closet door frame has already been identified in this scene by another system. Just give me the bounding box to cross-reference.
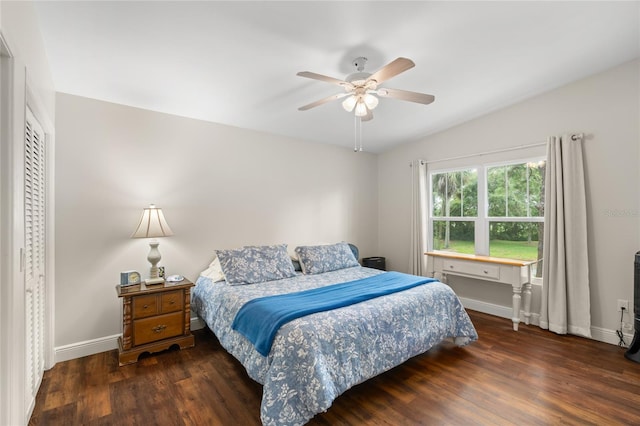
[0,33,26,426]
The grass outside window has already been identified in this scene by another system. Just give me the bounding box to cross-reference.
[432,239,539,262]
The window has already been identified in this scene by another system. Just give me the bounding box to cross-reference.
[428,158,545,276]
[431,169,477,255]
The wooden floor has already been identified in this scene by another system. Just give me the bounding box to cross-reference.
[30,310,640,425]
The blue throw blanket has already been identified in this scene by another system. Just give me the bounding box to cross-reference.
[232,271,437,356]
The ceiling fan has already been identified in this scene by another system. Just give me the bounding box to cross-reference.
[297,56,435,122]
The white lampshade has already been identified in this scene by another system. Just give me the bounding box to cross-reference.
[354,101,368,117]
[363,93,379,110]
[342,95,357,112]
[131,204,174,238]
[131,204,173,284]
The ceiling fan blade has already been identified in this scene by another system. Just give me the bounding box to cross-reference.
[377,88,435,105]
[367,57,415,85]
[297,71,350,87]
[361,109,373,122]
[298,93,349,111]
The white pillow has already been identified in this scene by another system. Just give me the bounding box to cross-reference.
[199,256,225,282]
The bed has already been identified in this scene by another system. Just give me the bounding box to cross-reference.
[192,243,478,426]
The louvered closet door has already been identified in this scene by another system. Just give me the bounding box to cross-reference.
[24,107,46,409]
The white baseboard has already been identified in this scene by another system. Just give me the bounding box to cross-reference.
[591,325,634,348]
[460,296,540,327]
[460,297,633,347]
[54,317,207,364]
[55,333,120,363]
[54,304,633,363]
[460,297,513,320]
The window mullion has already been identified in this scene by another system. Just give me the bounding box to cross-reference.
[476,165,488,256]
[504,166,509,217]
[526,164,531,217]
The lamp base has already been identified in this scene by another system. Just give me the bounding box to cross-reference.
[145,240,164,285]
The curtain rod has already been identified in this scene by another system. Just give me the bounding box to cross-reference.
[409,133,585,167]
[570,133,584,141]
[420,141,546,165]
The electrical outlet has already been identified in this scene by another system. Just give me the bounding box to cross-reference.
[618,299,630,312]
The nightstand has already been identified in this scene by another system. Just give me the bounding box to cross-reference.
[116,278,195,366]
[362,256,386,271]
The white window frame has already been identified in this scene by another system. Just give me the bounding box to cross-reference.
[429,165,481,253]
[427,155,546,260]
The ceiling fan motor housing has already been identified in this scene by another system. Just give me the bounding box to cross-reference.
[347,57,372,84]
[352,56,367,71]
[346,72,372,84]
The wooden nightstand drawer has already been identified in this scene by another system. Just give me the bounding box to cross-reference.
[161,290,182,313]
[134,312,183,346]
[117,279,195,366]
[133,294,158,318]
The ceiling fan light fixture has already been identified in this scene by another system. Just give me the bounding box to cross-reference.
[342,95,357,112]
[354,101,368,117]
[363,93,379,110]
[297,57,434,142]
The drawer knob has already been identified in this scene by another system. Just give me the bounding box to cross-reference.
[152,325,167,333]
[449,265,454,269]
[169,300,175,305]
[483,270,489,274]
[143,304,149,309]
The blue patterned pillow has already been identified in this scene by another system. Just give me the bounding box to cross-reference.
[216,244,297,285]
[295,242,360,275]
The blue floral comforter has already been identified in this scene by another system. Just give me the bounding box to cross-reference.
[192,266,478,426]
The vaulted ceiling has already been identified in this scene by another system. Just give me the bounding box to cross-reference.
[34,1,639,152]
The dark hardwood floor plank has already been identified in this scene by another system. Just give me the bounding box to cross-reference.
[30,310,640,425]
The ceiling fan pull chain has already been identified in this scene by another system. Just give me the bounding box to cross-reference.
[353,115,358,152]
[354,115,363,152]
[359,116,363,152]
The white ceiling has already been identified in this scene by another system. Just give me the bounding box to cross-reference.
[33,1,639,153]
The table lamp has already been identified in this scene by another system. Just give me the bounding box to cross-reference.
[131,204,173,284]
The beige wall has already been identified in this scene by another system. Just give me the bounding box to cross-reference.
[54,93,379,348]
[0,1,55,122]
[378,59,640,342]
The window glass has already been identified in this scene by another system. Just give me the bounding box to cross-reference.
[489,221,542,260]
[488,162,545,218]
[431,169,477,217]
[528,161,545,217]
[432,220,475,254]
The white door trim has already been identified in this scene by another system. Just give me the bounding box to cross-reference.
[0,29,27,426]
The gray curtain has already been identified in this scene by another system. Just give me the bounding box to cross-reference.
[409,160,427,276]
[540,134,591,337]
